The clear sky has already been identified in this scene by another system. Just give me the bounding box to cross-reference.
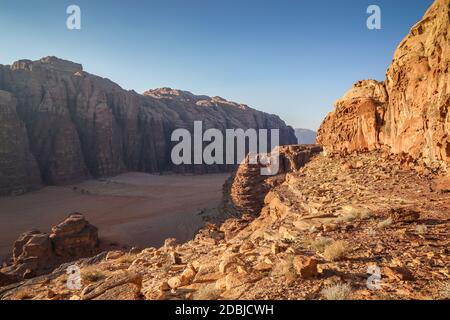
[0,0,433,130]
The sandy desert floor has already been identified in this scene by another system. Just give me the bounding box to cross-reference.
[0,172,229,263]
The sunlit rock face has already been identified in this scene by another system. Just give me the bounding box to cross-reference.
[383,0,450,172]
[318,0,450,174]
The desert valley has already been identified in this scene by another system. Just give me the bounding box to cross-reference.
[0,0,448,302]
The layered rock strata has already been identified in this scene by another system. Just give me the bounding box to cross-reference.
[2,214,98,281]
[0,57,296,195]
[318,0,450,174]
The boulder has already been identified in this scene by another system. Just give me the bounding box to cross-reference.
[293,256,319,279]
[50,213,98,259]
[6,214,98,281]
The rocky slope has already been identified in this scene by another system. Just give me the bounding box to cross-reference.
[0,148,448,300]
[0,58,296,195]
[318,0,450,174]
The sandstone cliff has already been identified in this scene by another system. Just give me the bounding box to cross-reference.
[0,90,41,195]
[318,0,450,174]
[0,57,296,195]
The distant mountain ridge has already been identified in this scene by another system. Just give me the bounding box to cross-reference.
[295,128,317,144]
[0,57,297,195]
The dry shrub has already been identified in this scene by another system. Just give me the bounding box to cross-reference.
[81,268,106,283]
[193,283,221,300]
[323,240,347,261]
[321,283,352,300]
[308,237,333,253]
[377,217,393,229]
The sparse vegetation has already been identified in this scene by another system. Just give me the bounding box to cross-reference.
[416,224,428,234]
[193,283,221,300]
[323,240,347,261]
[377,217,393,229]
[81,268,106,283]
[366,228,377,236]
[321,283,352,300]
[340,205,373,222]
[440,282,450,300]
[117,253,137,264]
[341,212,358,222]
[308,237,333,253]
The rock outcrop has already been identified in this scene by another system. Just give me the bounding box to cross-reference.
[0,57,296,195]
[226,145,322,216]
[317,80,387,153]
[2,214,98,281]
[318,0,450,174]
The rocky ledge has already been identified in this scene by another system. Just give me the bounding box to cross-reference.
[0,214,98,286]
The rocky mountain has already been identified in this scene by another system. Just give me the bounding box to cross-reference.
[0,0,449,301]
[294,128,317,145]
[318,0,450,175]
[0,58,296,195]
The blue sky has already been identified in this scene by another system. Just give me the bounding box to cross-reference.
[0,0,433,130]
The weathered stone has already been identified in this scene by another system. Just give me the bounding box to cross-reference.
[293,256,319,279]
[226,145,322,216]
[389,208,421,223]
[81,272,142,300]
[6,214,98,281]
[383,266,415,281]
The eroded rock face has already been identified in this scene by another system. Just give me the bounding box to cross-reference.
[384,0,450,172]
[317,0,450,173]
[0,57,297,194]
[0,90,41,195]
[50,213,99,259]
[317,80,387,153]
[5,214,98,280]
[227,145,322,216]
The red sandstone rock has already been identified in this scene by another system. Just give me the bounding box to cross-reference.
[227,145,322,216]
[6,214,98,281]
[317,0,450,174]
